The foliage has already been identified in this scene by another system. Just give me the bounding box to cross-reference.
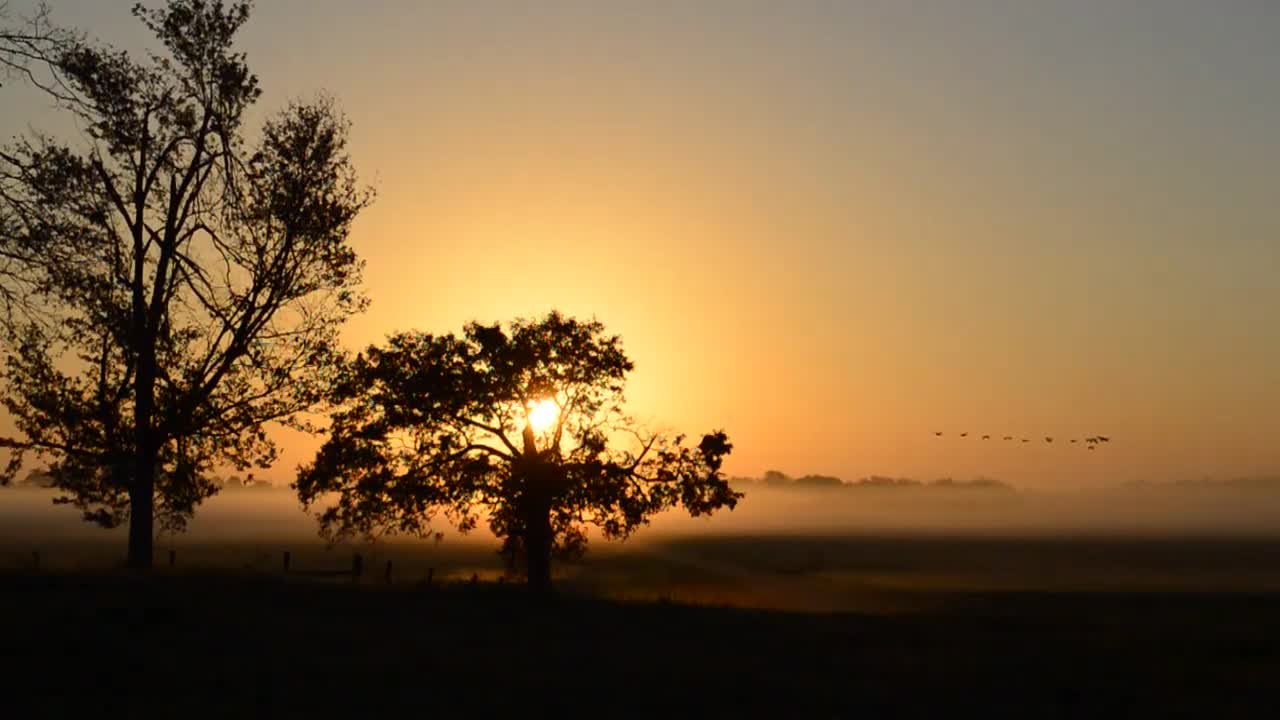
[0,1,370,544]
[296,311,739,581]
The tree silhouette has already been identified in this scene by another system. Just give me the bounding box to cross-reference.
[0,2,67,91]
[0,0,370,568]
[296,312,740,591]
[1,1,73,319]
[795,474,841,488]
[761,469,792,486]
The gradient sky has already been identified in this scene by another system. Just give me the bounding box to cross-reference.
[2,0,1277,488]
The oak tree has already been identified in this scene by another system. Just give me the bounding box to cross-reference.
[296,312,740,590]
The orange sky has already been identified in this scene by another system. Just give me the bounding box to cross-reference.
[2,1,1278,488]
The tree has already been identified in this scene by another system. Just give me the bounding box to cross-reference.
[0,2,66,90]
[762,469,792,486]
[16,467,54,488]
[794,474,841,488]
[0,0,371,569]
[0,1,73,320]
[296,312,740,591]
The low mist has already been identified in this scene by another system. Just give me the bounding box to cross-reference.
[6,479,1280,548]
[654,482,1280,537]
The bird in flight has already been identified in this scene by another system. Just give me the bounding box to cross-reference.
[931,431,1110,445]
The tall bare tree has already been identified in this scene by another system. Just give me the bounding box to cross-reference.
[0,0,371,569]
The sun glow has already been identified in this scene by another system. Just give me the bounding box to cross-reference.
[527,399,559,433]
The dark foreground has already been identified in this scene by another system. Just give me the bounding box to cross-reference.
[2,573,1278,718]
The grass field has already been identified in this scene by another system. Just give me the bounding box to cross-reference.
[5,489,1280,716]
[5,533,1280,716]
[3,568,1278,717]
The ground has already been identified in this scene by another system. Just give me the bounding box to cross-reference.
[3,540,1279,718]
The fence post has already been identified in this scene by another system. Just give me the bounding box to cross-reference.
[383,560,393,585]
[168,549,176,568]
[426,567,434,588]
[31,550,39,571]
[351,553,364,584]
[282,551,291,574]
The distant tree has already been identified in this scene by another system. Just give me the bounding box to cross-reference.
[921,477,1011,490]
[853,476,920,487]
[17,467,54,488]
[762,470,792,486]
[0,0,370,569]
[794,474,842,488]
[964,477,1012,491]
[296,312,740,591]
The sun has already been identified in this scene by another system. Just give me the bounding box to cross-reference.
[527,398,559,433]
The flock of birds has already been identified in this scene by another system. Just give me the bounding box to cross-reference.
[934,432,1112,449]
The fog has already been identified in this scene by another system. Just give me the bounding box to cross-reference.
[653,483,1280,537]
[5,481,1280,548]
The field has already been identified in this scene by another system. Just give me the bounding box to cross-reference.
[4,533,1280,716]
[4,489,1280,715]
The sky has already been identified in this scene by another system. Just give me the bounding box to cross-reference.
[2,0,1278,489]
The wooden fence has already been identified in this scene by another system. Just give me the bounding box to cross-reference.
[9,548,442,587]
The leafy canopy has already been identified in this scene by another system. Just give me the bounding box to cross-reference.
[297,311,739,565]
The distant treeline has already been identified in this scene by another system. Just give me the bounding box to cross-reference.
[730,470,1013,491]
[1123,476,1280,491]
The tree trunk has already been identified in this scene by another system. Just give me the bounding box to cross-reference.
[126,349,157,570]
[126,461,154,569]
[525,506,552,593]
[520,462,554,592]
